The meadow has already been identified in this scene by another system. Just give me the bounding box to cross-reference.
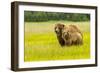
[24,21,90,62]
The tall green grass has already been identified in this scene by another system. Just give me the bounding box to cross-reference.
[24,21,90,62]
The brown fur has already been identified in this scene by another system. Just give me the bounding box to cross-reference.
[62,31,83,46]
[55,23,83,46]
[55,23,65,46]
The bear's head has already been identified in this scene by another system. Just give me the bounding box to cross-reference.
[55,23,65,36]
[62,31,71,40]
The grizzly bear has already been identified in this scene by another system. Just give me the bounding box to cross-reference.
[55,23,83,46]
[55,23,65,46]
[62,31,83,46]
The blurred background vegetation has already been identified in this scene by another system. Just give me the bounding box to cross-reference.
[24,11,90,22]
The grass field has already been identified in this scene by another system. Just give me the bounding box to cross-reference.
[24,21,90,62]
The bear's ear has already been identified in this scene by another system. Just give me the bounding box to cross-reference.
[62,24,65,27]
[61,24,65,29]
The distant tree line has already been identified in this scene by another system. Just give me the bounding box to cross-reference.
[24,11,90,22]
